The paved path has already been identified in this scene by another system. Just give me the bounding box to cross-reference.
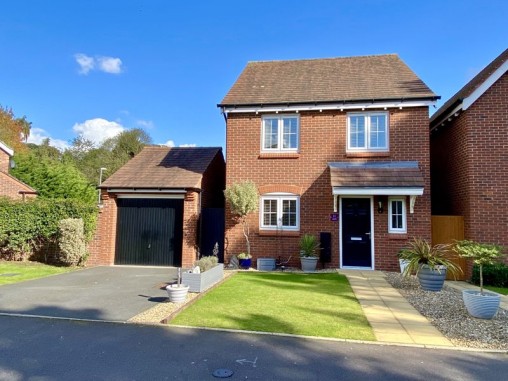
[1,315,506,381]
[0,266,176,321]
[339,270,453,347]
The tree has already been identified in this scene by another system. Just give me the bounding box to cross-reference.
[0,106,29,153]
[224,181,258,256]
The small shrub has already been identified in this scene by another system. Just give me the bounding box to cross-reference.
[58,218,87,266]
[471,263,508,287]
[237,253,252,260]
[194,256,219,272]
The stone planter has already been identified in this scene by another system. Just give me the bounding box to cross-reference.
[462,289,501,319]
[417,265,447,291]
[182,263,224,293]
[300,257,318,273]
[166,284,189,303]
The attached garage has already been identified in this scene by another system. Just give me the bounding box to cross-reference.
[88,146,225,268]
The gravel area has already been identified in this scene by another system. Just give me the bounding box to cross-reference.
[384,272,508,350]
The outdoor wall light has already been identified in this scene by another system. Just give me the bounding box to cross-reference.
[377,200,384,214]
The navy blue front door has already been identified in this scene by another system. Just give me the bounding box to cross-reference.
[341,198,372,267]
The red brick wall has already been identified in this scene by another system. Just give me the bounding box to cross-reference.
[0,172,37,200]
[200,150,226,208]
[0,149,9,173]
[225,108,431,271]
[87,191,117,266]
[182,190,200,268]
[432,72,508,255]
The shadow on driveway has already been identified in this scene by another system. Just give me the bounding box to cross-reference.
[0,266,177,321]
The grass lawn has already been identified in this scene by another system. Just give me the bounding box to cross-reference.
[170,272,375,341]
[484,285,508,295]
[0,261,74,285]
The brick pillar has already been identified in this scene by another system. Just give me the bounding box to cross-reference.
[87,191,118,266]
[182,190,200,268]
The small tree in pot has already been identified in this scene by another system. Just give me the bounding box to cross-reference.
[399,238,462,291]
[453,240,505,319]
[300,234,320,273]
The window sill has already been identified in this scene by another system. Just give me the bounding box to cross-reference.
[388,233,408,240]
[346,151,390,158]
[259,153,300,159]
[258,230,300,237]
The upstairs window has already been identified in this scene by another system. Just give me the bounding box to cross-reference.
[262,115,299,152]
[347,112,388,152]
[388,197,406,233]
[260,194,299,230]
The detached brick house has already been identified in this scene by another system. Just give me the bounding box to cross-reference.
[88,146,225,268]
[430,48,508,255]
[0,140,37,200]
[219,54,439,271]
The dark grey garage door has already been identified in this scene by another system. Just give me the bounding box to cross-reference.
[115,198,183,266]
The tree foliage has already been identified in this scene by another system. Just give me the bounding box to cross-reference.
[0,105,30,152]
[224,181,259,255]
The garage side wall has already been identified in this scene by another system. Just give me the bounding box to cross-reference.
[183,190,200,268]
[87,191,117,266]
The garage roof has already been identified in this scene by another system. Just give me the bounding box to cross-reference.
[99,146,222,190]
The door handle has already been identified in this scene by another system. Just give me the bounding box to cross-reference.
[147,243,151,249]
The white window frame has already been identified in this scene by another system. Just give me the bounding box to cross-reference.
[347,112,389,152]
[261,115,299,153]
[388,197,407,233]
[259,193,300,231]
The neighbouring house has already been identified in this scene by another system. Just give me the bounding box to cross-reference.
[430,48,508,262]
[0,140,37,200]
[218,54,439,271]
[88,146,225,268]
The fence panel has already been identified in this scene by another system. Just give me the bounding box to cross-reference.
[431,215,466,280]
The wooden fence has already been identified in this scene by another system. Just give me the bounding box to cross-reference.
[431,215,467,280]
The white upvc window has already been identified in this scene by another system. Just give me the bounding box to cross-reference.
[388,197,407,233]
[261,115,299,152]
[260,194,299,230]
[347,112,389,151]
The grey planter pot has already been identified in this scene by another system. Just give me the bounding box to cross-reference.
[462,289,501,319]
[300,257,318,273]
[166,284,189,303]
[417,265,447,291]
[182,263,224,293]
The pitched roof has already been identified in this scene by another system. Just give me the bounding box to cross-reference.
[430,48,508,127]
[329,162,424,189]
[219,54,437,107]
[100,146,223,190]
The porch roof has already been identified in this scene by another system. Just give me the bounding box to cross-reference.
[328,161,424,196]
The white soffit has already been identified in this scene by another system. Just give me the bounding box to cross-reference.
[332,187,424,196]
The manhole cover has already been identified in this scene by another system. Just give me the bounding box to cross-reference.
[0,273,20,277]
[212,369,234,378]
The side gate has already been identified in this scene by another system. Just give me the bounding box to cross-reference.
[431,215,466,280]
[200,208,225,263]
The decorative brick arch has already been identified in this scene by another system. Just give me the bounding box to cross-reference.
[258,184,302,195]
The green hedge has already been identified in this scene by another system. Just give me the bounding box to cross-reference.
[0,197,98,261]
[471,263,508,287]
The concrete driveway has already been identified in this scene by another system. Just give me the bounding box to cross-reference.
[0,266,177,322]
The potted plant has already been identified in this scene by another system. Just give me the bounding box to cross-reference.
[182,255,224,292]
[399,238,462,291]
[237,252,252,269]
[453,240,505,319]
[397,249,410,274]
[166,268,189,303]
[300,234,320,273]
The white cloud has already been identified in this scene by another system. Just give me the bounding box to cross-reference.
[163,140,175,147]
[72,118,125,146]
[74,53,123,75]
[27,128,69,150]
[74,53,95,75]
[97,56,123,74]
[136,119,154,129]
[179,143,197,147]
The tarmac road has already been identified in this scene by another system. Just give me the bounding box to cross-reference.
[0,315,506,381]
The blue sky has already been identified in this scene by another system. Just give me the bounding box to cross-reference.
[0,0,506,150]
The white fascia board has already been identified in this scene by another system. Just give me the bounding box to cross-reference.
[107,188,187,194]
[332,187,424,196]
[223,100,436,114]
[430,103,463,132]
[463,60,508,110]
[0,141,14,157]
[116,194,185,199]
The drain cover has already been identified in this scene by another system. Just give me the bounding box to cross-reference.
[0,273,20,277]
[212,369,234,378]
